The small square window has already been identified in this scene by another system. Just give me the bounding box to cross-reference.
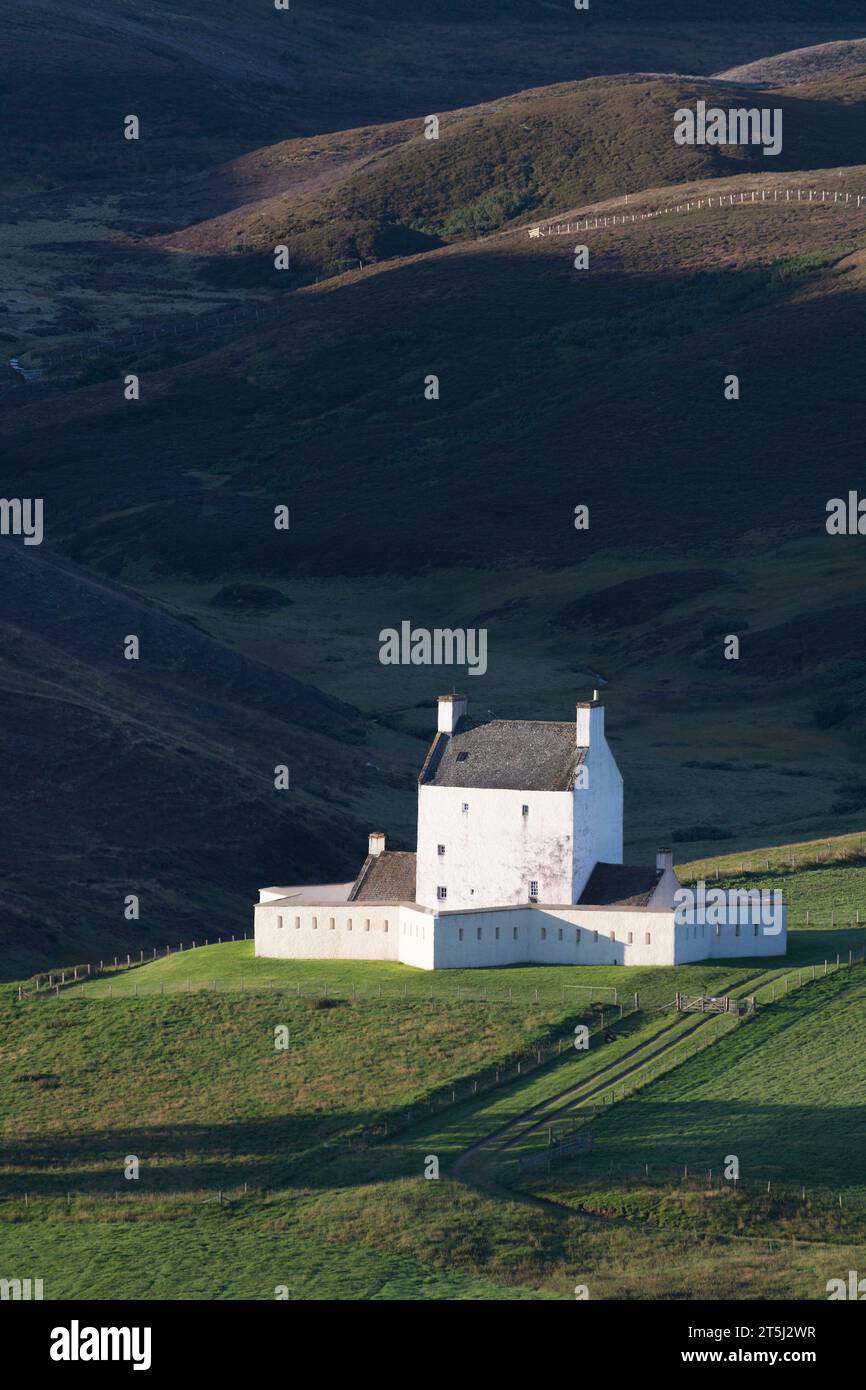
[437,844,445,856]
[462,802,469,813]
[522,804,529,816]
[437,886,447,901]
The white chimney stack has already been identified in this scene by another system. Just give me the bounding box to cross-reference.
[437,693,468,734]
[575,696,604,748]
[368,832,386,857]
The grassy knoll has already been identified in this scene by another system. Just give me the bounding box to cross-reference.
[0,988,579,1193]
[54,938,823,1013]
[680,831,866,926]
[7,1177,862,1301]
[4,950,866,1297]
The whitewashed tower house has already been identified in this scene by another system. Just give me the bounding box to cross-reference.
[415,694,622,911]
[254,694,786,968]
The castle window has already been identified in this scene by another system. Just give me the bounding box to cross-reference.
[347,918,352,931]
[495,927,500,940]
[558,928,563,941]
[476,927,482,941]
[277,916,283,929]
[462,802,469,813]
[645,932,651,945]
[329,918,335,930]
[437,844,445,856]
[529,880,539,900]
[384,920,389,933]
[312,916,318,929]
[593,930,598,943]
[365,919,370,932]
[295,917,301,928]
[609,931,615,942]
[513,926,518,940]
[458,928,464,941]
[575,929,581,943]
[522,805,529,816]
[753,923,759,936]
[437,886,447,901]
[627,931,633,944]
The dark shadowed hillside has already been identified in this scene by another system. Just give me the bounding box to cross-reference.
[5,0,863,190]
[0,543,419,979]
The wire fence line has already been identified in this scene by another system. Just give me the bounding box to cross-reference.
[19,973,634,1012]
[16,941,638,1010]
[517,955,865,1167]
[518,1157,866,1230]
[352,1006,641,1144]
[16,939,863,1012]
[527,184,866,240]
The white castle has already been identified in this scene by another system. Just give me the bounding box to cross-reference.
[255,694,786,969]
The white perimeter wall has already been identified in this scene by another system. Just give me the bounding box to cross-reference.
[416,786,574,911]
[671,909,788,963]
[255,899,405,963]
[255,899,787,970]
[431,905,671,968]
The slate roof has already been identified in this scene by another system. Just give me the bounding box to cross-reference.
[349,851,417,903]
[579,863,663,908]
[419,719,586,792]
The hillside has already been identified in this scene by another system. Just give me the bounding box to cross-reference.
[3,162,866,926]
[716,37,866,87]
[525,967,866,1240]
[156,71,866,270]
[0,543,422,981]
[4,1,863,191]
[4,828,866,1299]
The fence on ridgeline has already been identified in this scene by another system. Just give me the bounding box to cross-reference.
[526,183,866,240]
